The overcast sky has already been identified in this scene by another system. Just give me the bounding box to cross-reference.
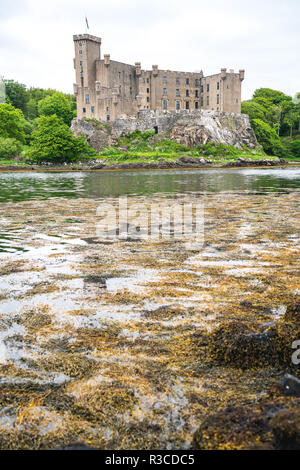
[0,0,299,100]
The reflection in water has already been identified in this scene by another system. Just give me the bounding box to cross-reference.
[0,167,299,203]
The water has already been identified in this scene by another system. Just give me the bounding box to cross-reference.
[0,166,299,203]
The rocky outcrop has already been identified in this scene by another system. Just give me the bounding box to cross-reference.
[71,110,258,151]
[71,119,117,152]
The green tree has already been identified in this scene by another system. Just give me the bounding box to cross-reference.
[251,119,285,156]
[241,101,266,122]
[28,114,95,162]
[38,92,74,126]
[0,103,26,142]
[0,137,23,160]
[288,140,300,158]
[4,80,29,114]
[253,88,292,105]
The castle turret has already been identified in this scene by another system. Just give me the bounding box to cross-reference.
[73,34,101,88]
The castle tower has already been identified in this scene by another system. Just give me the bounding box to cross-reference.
[73,34,101,88]
[73,34,102,119]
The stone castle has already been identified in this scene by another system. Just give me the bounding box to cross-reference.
[73,34,245,122]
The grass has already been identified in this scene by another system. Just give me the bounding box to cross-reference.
[94,133,280,165]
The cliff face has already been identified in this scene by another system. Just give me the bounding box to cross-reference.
[71,110,258,151]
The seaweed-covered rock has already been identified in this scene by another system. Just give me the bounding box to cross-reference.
[206,322,277,369]
[191,404,300,450]
[270,409,300,450]
[205,319,300,370]
[191,406,272,450]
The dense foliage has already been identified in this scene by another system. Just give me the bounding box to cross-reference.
[28,115,95,163]
[0,103,26,142]
[242,88,300,157]
[0,137,23,160]
[251,119,284,156]
[38,92,74,126]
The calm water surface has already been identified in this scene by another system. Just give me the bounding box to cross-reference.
[0,167,299,202]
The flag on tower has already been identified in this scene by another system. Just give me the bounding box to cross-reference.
[85,17,89,29]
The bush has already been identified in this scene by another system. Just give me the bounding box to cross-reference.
[0,137,23,160]
[0,103,26,142]
[288,140,300,158]
[28,115,96,163]
[251,119,285,156]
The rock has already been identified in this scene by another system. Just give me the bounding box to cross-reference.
[204,318,300,369]
[192,404,300,450]
[71,110,258,152]
[191,406,271,450]
[178,156,198,164]
[270,409,300,450]
[280,374,300,397]
[71,118,117,151]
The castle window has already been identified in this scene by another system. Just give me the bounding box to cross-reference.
[129,74,132,80]
[186,78,190,85]
[201,97,204,106]
[201,85,204,93]
[176,77,180,85]
[207,96,209,105]
[195,101,199,109]
[163,99,167,110]
[85,94,90,104]
[162,76,167,84]
[79,50,83,55]
[107,115,110,121]
[176,89,180,97]
[185,101,190,110]
[186,90,189,97]
[106,107,109,112]
[195,90,199,98]
[80,61,83,67]
[147,97,150,102]
[130,87,132,96]
[217,82,220,90]
[83,108,86,113]
[207,84,210,92]
[176,100,180,110]
[147,88,150,93]
[217,94,220,104]
[118,72,121,79]
[195,79,200,86]
[147,78,150,83]
[79,42,82,46]
[163,88,167,96]
[80,72,84,78]
[91,106,95,113]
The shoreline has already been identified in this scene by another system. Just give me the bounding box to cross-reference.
[0,160,299,173]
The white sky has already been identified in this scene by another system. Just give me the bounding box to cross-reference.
[0,0,299,100]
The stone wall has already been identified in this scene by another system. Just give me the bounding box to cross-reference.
[71,109,258,151]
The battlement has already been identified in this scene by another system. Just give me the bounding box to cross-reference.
[73,34,102,44]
